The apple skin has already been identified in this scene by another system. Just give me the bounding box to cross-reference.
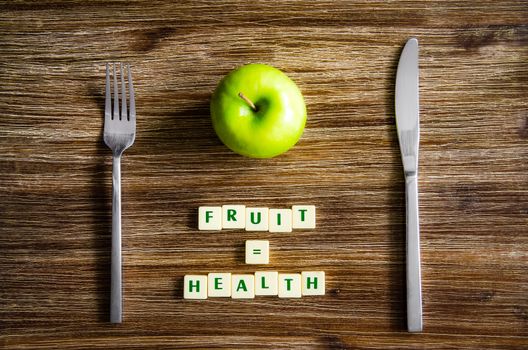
[211,64,307,158]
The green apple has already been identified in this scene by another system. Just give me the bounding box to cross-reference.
[211,63,306,158]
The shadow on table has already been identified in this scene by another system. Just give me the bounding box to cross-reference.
[174,276,184,300]
[385,42,407,331]
[135,100,224,156]
[88,82,112,322]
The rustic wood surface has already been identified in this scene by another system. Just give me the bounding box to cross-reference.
[1,1,527,349]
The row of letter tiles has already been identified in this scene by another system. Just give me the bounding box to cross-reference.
[184,271,325,299]
[198,205,316,231]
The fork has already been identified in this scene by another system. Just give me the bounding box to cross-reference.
[104,63,136,323]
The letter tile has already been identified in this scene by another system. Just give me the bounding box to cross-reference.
[278,273,301,298]
[245,240,269,264]
[198,206,222,230]
[231,274,255,299]
[292,205,316,229]
[255,271,279,296]
[269,209,292,233]
[184,275,208,299]
[301,271,325,296]
[222,205,246,229]
[245,207,269,231]
[207,272,232,297]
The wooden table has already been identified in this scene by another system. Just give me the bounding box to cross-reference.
[1,1,527,348]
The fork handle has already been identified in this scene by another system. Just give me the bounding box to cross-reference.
[406,174,422,332]
[111,155,122,323]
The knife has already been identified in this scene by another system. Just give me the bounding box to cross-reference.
[395,37,422,332]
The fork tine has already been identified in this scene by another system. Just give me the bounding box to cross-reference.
[113,63,119,120]
[105,64,111,121]
[127,64,135,121]
[120,63,127,121]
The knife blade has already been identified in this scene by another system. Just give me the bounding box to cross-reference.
[395,37,422,332]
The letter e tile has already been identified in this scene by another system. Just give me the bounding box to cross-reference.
[208,273,232,297]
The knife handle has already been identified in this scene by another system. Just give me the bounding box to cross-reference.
[405,174,422,332]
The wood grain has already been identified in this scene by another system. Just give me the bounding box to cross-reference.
[1,0,527,348]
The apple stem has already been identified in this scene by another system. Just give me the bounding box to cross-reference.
[238,92,258,112]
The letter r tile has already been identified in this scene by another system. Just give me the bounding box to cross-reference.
[222,205,246,229]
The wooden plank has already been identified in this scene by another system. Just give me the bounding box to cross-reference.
[1,1,527,348]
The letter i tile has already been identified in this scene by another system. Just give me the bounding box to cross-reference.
[269,209,292,232]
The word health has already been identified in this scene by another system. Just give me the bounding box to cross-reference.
[184,271,325,299]
[199,205,316,232]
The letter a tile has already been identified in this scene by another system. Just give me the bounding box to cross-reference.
[231,274,255,299]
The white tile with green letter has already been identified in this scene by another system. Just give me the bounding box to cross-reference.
[301,271,325,296]
[292,205,316,229]
[198,206,222,230]
[269,208,292,232]
[231,274,255,299]
[207,272,232,297]
[183,275,208,299]
[222,204,246,229]
[245,207,269,231]
[278,273,301,298]
[255,271,278,296]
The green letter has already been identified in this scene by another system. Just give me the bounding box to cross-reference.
[306,277,318,289]
[276,213,281,226]
[206,211,213,223]
[189,279,200,293]
[261,276,269,289]
[299,209,308,221]
[285,278,293,291]
[236,279,248,292]
[227,209,237,222]
[214,277,223,290]
[250,212,261,224]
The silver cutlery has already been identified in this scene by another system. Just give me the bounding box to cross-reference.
[104,63,136,323]
[395,38,422,332]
